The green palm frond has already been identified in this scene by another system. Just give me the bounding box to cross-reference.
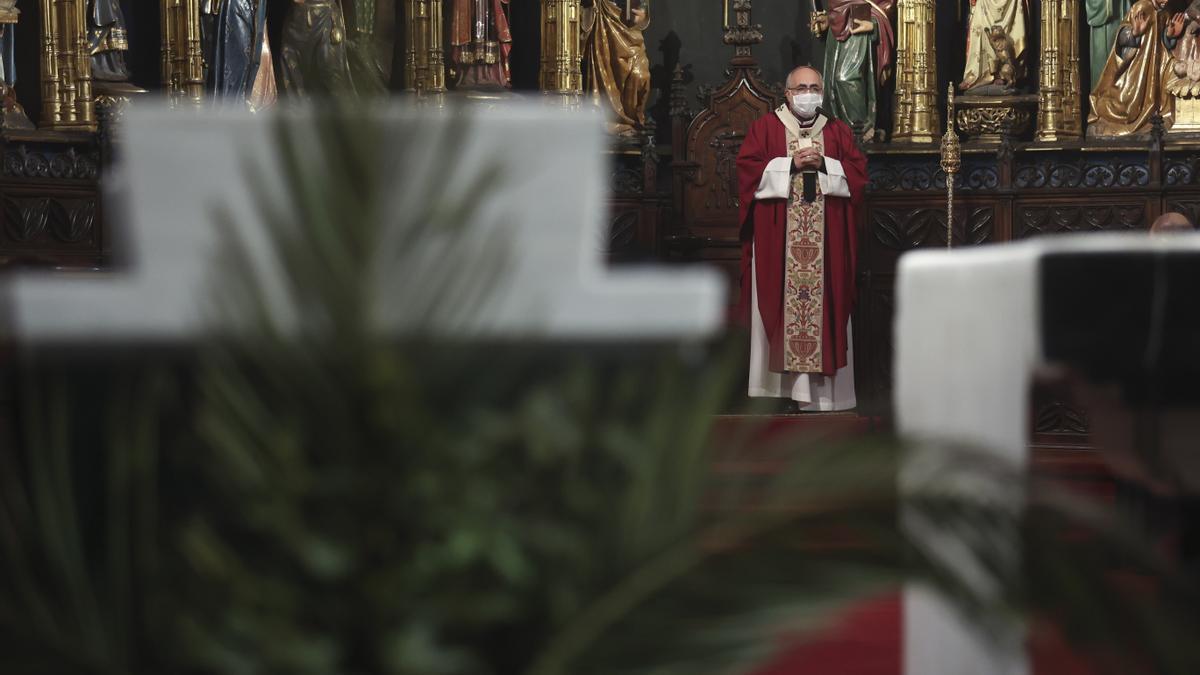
[3,103,1200,675]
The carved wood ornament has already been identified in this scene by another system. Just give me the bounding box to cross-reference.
[671,0,779,242]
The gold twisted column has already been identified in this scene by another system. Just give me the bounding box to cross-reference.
[892,0,939,143]
[540,0,582,104]
[40,0,95,130]
[404,0,446,98]
[1035,0,1082,141]
[162,0,205,108]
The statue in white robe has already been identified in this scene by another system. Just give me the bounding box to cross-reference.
[960,0,1029,93]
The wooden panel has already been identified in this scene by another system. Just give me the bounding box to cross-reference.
[867,156,1000,194]
[1012,199,1148,239]
[854,271,894,416]
[606,136,663,264]
[0,136,103,267]
[1163,192,1200,225]
[1012,153,1150,191]
[0,191,102,264]
[867,201,996,249]
[676,85,777,237]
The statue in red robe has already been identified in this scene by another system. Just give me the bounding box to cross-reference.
[451,0,512,89]
[735,70,867,410]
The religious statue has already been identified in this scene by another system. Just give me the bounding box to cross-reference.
[986,26,1018,87]
[959,0,1029,93]
[582,0,651,136]
[0,1,14,84]
[1087,0,1133,89]
[89,0,132,82]
[203,0,277,110]
[810,0,896,142]
[346,0,388,95]
[279,0,355,97]
[450,0,512,89]
[1164,0,1200,131]
[0,0,30,129]
[1088,0,1183,137]
[1169,1,1200,90]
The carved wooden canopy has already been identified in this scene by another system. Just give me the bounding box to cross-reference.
[671,0,781,241]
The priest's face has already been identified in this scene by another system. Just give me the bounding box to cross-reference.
[786,68,824,97]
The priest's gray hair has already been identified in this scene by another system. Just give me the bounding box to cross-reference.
[786,66,824,87]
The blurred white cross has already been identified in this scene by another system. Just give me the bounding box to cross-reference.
[2,102,724,344]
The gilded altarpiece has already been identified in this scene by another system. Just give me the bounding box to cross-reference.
[541,0,583,102]
[891,0,938,144]
[0,1,102,267]
[1036,0,1082,141]
[404,0,447,97]
[39,0,94,131]
[161,0,205,108]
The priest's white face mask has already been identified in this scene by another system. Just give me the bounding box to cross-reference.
[790,92,822,119]
[785,68,824,120]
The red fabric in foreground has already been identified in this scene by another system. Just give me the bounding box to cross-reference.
[750,594,902,675]
[750,593,1098,675]
[716,414,1111,675]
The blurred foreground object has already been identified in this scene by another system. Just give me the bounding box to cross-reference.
[896,231,1200,675]
[2,102,724,343]
[3,103,1200,675]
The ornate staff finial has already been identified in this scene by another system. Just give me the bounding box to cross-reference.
[940,84,961,249]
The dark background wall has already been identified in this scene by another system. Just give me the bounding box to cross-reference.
[640,1,809,140]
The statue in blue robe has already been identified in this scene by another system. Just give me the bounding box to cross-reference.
[89,0,131,82]
[0,22,13,89]
[202,0,276,108]
[0,4,32,129]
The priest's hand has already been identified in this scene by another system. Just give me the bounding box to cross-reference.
[793,148,822,171]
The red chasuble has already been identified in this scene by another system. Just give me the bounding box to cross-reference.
[735,113,866,377]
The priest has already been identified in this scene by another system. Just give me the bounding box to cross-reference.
[735,65,867,411]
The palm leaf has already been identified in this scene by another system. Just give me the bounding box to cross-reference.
[4,102,1200,675]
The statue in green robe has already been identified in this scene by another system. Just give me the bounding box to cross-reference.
[279,0,354,97]
[346,0,387,95]
[811,0,897,143]
[1088,0,1133,90]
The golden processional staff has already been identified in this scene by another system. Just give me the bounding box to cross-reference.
[940,84,960,249]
